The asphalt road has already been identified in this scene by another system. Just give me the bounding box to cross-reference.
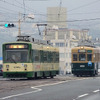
[0,76,100,100]
[78,93,100,100]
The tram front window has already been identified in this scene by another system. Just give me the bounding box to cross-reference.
[73,54,77,61]
[5,50,29,63]
[79,54,86,61]
[87,54,92,61]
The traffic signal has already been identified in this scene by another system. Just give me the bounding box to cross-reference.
[4,23,15,28]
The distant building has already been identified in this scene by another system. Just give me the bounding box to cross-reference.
[47,7,67,28]
[44,7,90,75]
[93,39,100,47]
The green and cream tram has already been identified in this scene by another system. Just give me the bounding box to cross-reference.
[2,36,59,79]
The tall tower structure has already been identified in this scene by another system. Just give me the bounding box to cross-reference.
[45,7,67,40]
[47,7,67,28]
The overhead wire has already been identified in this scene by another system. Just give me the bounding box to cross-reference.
[61,0,100,14]
[0,0,100,30]
[68,11,100,15]
[1,0,100,18]
[0,5,19,15]
[68,0,100,12]
[1,0,49,24]
[1,0,47,17]
[1,17,100,23]
[2,0,99,21]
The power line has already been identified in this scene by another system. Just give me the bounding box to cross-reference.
[62,0,100,14]
[46,18,100,23]
[69,0,100,12]
[0,0,47,17]
[0,0,60,21]
[0,5,19,15]
[0,1,47,22]
[68,11,100,15]
[1,17,100,23]
[25,0,51,1]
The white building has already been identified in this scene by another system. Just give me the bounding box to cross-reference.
[43,7,90,75]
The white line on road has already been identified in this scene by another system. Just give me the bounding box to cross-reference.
[31,78,90,89]
[73,93,89,100]
[93,89,100,93]
[0,88,42,100]
[32,81,68,88]
[78,93,89,98]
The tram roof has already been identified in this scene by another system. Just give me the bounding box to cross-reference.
[3,41,59,52]
[71,46,94,51]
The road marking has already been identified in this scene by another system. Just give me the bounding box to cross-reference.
[93,89,100,93]
[31,78,90,89]
[0,78,91,100]
[0,81,67,100]
[78,93,88,98]
[31,81,68,88]
[73,89,100,100]
[0,88,42,100]
[0,81,68,100]
[73,93,89,100]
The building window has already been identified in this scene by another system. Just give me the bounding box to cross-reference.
[59,43,64,47]
[66,53,68,57]
[50,43,53,46]
[55,42,65,47]
[55,43,59,47]
[66,43,68,47]
[66,63,68,66]
[60,53,65,58]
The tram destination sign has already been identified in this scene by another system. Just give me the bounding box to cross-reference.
[78,49,86,53]
[5,44,28,49]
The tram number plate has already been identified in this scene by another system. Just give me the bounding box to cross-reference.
[80,65,85,67]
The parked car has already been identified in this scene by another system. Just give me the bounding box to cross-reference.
[0,64,3,76]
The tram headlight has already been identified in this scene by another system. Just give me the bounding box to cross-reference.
[80,46,83,49]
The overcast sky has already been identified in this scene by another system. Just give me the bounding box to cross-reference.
[0,0,100,39]
[0,0,100,19]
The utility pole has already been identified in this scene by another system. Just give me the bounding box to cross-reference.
[64,33,67,75]
[23,0,26,21]
[18,12,21,36]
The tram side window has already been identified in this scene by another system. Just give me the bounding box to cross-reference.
[33,50,40,62]
[49,52,54,62]
[43,51,48,62]
[87,54,92,61]
[79,54,86,61]
[73,54,77,61]
[55,52,59,62]
[48,51,54,62]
